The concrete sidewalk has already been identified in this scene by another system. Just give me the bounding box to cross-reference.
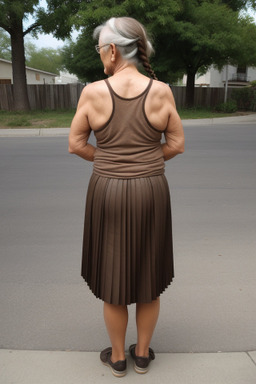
[0,113,255,137]
[1,349,256,384]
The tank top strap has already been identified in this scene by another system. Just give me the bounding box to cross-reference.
[104,78,115,96]
[143,78,153,99]
[104,78,153,100]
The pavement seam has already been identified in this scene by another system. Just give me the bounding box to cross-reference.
[246,352,256,367]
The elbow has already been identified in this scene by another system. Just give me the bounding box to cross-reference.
[68,137,77,154]
[178,143,185,154]
[69,145,75,154]
[178,138,185,154]
[68,145,75,154]
[172,142,184,156]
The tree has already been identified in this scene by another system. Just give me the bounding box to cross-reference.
[0,0,81,110]
[67,0,256,106]
[26,42,64,74]
[151,0,256,106]
[62,29,104,83]
[159,0,256,106]
[63,0,181,82]
[0,28,11,60]
[221,0,256,11]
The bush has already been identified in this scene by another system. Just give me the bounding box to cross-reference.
[232,86,256,111]
[249,80,256,88]
[215,100,237,113]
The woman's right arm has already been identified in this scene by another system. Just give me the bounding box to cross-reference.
[161,86,185,161]
[69,86,96,162]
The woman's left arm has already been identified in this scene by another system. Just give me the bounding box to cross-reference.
[69,87,96,162]
[161,86,185,161]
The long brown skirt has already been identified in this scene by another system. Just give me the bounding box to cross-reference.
[81,173,174,305]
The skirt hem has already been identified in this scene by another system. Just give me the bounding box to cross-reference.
[81,275,174,305]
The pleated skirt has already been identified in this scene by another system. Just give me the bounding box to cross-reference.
[81,173,174,305]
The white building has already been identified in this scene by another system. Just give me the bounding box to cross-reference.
[183,65,256,87]
[0,58,57,84]
[55,71,79,84]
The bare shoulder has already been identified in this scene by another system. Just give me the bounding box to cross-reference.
[144,80,174,131]
[147,80,176,112]
[150,80,175,105]
[76,79,112,131]
[79,80,108,102]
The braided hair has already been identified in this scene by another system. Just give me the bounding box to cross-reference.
[94,17,158,80]
[137,39,158,80]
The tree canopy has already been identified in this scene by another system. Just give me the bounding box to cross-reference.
[152,0,256,105]
[222,0,256,11]
[62,28,104,83]
[1,0,256,109]
[0,28,11,60]
[26,42,64,74]
[63,0,256,106]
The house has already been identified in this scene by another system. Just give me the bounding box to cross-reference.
[55,70,80,84]
[0,58,57,84]
[183,65,256,87]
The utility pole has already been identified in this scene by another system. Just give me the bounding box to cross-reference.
[224,64,228,103]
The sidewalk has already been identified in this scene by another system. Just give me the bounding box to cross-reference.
[0,114,255,137]
[1,349,256,384]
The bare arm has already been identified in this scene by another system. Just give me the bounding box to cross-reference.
[161,87,185,161]
[68,87,96,162]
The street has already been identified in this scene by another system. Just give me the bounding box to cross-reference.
[0,122,256,353]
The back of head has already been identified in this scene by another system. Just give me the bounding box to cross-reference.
[94,17,158,80]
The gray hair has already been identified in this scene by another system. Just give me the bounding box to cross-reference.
[93,17,154,68]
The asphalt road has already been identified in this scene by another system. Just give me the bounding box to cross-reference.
[0,122,255,353]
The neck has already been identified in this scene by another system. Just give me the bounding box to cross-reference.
[112,62,138,76]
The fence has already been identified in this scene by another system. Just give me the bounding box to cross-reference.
[0,83,84,111]
[0,83,234,111]
[171,86,234,108]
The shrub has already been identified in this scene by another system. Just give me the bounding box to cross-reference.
[215,100,237,113]
[249,80,256,88]
[232,86,256,111]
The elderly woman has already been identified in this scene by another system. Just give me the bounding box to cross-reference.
[69,17,184,377]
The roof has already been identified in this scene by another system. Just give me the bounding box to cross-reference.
[0,58,58,76]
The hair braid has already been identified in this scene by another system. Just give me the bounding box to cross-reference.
[137,40,158,80]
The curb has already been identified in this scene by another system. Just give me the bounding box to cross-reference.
[0,115,255,137]
[0,127,70,137]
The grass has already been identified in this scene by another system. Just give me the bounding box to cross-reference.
[177,107,242,119]
[0,109,76,129]
[0,108,250,129]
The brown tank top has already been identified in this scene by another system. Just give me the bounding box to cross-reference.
[93,78,165,179]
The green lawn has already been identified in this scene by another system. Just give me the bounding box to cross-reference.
[178,107,241,119]
[0,110,76,128]
[0,108,247,128]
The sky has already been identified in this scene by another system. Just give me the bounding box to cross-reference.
[24,0,78,50]
[24,1,256,50]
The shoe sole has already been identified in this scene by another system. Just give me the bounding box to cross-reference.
[133,362,149,374]
[101,361,127,377]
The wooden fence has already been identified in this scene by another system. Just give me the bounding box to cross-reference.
[0,83,234,111]
[171,86,234,108]
[0,83,84,111]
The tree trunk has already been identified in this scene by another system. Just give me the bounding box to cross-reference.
[186,71,196,108]
[10,19,30,111]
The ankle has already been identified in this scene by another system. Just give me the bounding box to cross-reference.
[135,345,149,358]
[111,352,126,363]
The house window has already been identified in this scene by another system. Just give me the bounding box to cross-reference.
[35,73,40,81]
[236,66,247,82]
